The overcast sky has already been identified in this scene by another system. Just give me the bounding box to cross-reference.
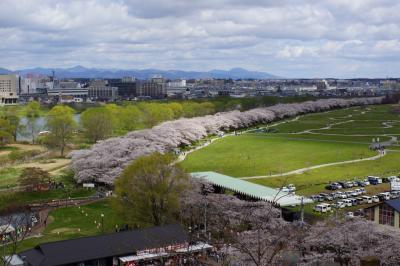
[1,0,400,78]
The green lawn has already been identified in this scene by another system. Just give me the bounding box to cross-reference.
[250,152,400,196]
[181,104,400,196]
[12,200,124,252]
[0,167,22,189]
[253,133,391,144]
[181,134,374,177]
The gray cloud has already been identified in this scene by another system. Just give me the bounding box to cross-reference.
[0,0,399,77]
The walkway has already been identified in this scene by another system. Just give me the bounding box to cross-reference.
[240,150,387,180]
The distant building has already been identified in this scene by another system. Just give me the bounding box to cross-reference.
[20,76,40,94]
[166,79,188,98]
[47,88,88,103]
[109,78,138,100]
[167,79,186,88]
[138,77,165,99]
[88,80,118,101]
[59,81,79,88]
[121,76,136,83]
[0,74,19,105]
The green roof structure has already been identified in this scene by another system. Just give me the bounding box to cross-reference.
[190,171,312,207]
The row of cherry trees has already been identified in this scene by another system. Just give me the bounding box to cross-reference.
[70,97,382,184]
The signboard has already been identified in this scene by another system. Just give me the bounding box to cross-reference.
[391,181,400,191]
[82,183,95,188]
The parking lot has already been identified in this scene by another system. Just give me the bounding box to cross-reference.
[310,175,400,213]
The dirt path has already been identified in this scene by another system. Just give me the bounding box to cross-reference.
[0,144,45,156]
[239,150,387,180]
[16,159,71,173]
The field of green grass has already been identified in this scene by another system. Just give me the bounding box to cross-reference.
[250,151,400,195]
[181,134,375,177]
[12,200,123,252]
[181,104,400,195]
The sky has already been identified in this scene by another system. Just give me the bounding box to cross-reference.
[1,0,400,78]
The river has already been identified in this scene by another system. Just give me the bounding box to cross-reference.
[17,114,81,142]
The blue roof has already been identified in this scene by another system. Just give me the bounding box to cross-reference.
[190,171,312,206]
[385,199,400,213]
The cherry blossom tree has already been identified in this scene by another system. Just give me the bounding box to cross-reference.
[70,97,383,184]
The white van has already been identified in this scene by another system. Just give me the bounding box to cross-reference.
[362,196,372,204]
[372,195,379,203]
[343,199,352,207]
[314,203,331,213]
[336,201,346,208]
[378,192,391,201]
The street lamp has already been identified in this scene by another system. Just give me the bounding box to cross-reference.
[101,214,104,233]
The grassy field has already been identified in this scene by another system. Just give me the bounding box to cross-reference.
[250,151,400,195]
[181,104,400,195]
[11,200,123,252]
[0,143,71,189]
[181,135,375,177]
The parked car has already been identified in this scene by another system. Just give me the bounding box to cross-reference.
[350,198,358,206]
[320,193,333,201]
[336,201,346,208]
[345,212,354,219]
[338,192,347,199]
[378,192,391,201]
[350,181,359,187]
[343,199,353,207]
[345,191,354,198]
[357,180,368,187]
[368,176,382,185]
[339,181,351,189]
[356,197,364,205]
[362,196,372,204]
[386,176,399,183]
[310,195,324,202]
[314,203,332,213]
[326,182,342,190]
[390,191,400,199]
[372,195,379,203]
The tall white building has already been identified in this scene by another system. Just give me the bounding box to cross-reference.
[0,74,19,105]
[20,76,40,94]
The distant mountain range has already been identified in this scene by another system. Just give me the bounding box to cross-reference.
[0,66,279,79]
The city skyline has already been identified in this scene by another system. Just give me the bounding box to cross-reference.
[1,0,400,78]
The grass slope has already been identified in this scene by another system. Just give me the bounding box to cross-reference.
[250,152,400,196]
[181,134,374,177]
[14,200,123,252]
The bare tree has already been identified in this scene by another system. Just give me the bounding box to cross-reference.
[1,209,33,265]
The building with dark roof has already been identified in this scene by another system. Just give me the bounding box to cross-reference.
[365,199,400,227]
[108,79,138,100]
[17,224,211,266]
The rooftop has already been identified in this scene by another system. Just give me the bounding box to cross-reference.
[19,224,187,266]
[191,171,311,206]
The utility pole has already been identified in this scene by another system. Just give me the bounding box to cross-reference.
[101,214,104,234]
[204,194,207,241]
[300,197,304,226]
